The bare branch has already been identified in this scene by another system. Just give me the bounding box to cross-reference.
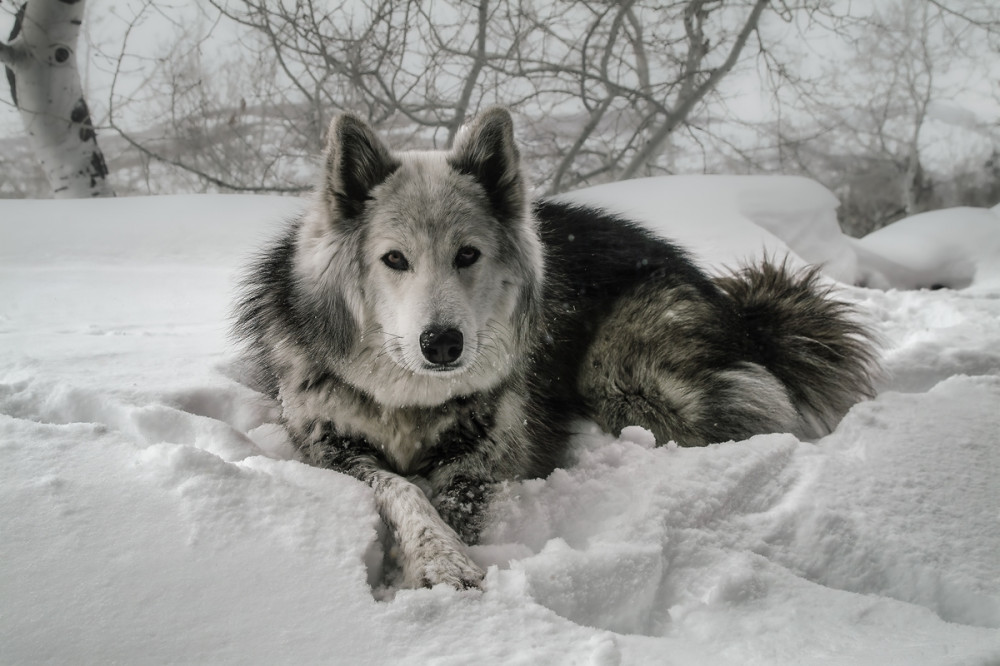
[78,0,857,196]
[927,0,1000,34]
[108,119,308,194]
[619,0,770,180]
[446,0,490,146]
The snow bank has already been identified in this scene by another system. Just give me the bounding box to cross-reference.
[0,194,305,268]
[560,176,1000,293]
[853,207,1000,290]
[2,187,1000,665]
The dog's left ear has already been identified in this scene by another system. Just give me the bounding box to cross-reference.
[449,107,525,223]
[323,114,400,223]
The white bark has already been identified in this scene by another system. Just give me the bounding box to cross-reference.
[2,0,113,198]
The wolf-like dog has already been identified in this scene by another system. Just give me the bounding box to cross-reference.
[233,107,878,590]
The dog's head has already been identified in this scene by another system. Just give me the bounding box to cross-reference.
[294,108,543,405]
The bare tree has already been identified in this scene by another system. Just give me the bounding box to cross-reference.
[860,1,937,217]
[107,0,785,195]
[4,0,995,221]
[759,0,1000,235]
[1,0,113,197]
[618,0,769,180]
[509,0,772,193]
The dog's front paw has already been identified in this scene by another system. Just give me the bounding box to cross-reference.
[402,531,485,590]
[420,550,485,590]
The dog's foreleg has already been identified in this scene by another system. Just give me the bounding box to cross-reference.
[372,470,485,589]
[429,473,493,545]
[315,436,485,590]
[426,416,532,545]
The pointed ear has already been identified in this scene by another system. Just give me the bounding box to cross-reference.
[323,114,400,222]
[448,107,525,223]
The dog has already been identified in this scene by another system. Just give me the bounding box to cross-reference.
[233,107,878,590]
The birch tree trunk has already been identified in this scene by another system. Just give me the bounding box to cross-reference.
[1,0,113,197]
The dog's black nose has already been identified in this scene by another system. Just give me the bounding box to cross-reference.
[420,328,464,365]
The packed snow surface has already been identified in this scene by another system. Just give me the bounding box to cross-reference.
[2,180,999,665]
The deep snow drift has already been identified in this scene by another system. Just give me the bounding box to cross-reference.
[1,178,999,665]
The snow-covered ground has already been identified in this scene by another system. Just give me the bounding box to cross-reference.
[1,178,999,665]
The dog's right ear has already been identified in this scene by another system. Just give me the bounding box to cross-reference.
[448,107,525,225]
[323,114,400,222]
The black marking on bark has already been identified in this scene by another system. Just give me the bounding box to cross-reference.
[70,97,88,123]
[9,3,25,41]
[89,149,109,184]
[5,68,14,108]
[5,2,26,107]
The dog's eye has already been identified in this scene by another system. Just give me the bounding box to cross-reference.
[455,246,481,269]
[381,250,410,271]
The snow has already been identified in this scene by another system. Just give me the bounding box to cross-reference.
[2,179,1000,665]
[853,207,1000,291]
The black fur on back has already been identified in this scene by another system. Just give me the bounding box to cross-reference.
[534,200,721,308]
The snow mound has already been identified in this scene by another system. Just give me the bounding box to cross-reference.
[854,207,1000,290]
[2,189,1000,664]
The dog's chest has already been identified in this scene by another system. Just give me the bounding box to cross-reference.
[290,387,478,475]
[353,406,459,474]
[280,363,500,475]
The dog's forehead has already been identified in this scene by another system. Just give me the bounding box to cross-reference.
[371,152,495,238]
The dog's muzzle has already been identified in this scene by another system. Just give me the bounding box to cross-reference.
[419,327,464,366]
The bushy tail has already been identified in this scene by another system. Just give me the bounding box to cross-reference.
[716,259,881,438]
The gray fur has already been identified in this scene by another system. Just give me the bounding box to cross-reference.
[233,107,880,591]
